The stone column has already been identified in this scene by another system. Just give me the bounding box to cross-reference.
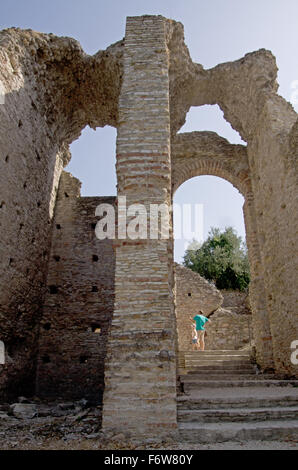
[102,16,177,438]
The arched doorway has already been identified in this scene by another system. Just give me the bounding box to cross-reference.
[171,131,274,370]
[173,174,252,355]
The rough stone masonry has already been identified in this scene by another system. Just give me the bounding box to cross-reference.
[0,15,297,439]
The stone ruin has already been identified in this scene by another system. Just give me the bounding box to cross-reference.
[0,15,297,439]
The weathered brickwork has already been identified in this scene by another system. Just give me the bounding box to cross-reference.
[221,289,251,316]
[36,172,115,402]
[0,72,68,399]
[0,26,122,399]
[205,309,253,351]
[171,131,250,195]
[102,16,177,438]
[246,100,298,375]
[0,15,297,439]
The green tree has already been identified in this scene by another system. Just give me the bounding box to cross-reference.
[183,227,250,291]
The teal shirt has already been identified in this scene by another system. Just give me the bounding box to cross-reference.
[193,314,209,331]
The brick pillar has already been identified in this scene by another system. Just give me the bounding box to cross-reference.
[102,16,177,438]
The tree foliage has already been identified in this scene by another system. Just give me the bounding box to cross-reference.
[183,227,250,291]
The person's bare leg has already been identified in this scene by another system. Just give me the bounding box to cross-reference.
[201,332,205,351]
[197,331,204,351]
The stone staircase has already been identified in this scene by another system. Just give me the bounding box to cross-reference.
[178,350,298,444]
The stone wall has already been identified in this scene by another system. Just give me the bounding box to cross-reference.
[221,289,251,316]
[247,99,298,375]
[0,31,68,398]
[36,172,115,402]
[0,24,122,400]
[205,309,253,351]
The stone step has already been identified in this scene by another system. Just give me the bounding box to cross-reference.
[182,380,297,389]
[179,347,298,444]
[185,364,253,369]
[178,393,298,410]
[183,376,259,383]
[178,407,298,423]
[184,365,253,372]
[185,359,252,365]
[180,351,252,368]
[185,361,256,370]
[184,369,256,376]
[185,365,254,372]
[183,350,251,356]
[185,354,251,360]
[179,420,298,443]
[182,374,282,382]
[183,359,252,363]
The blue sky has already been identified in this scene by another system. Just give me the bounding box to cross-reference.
[1,0,297,261]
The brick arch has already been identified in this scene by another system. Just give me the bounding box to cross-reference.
[171,131,251,199]
[172,157,252,199]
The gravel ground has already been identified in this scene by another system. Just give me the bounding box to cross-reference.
[178,440,298,450]
[0,436,297,451]
[0,395,297,451]
[0,415,297,451]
